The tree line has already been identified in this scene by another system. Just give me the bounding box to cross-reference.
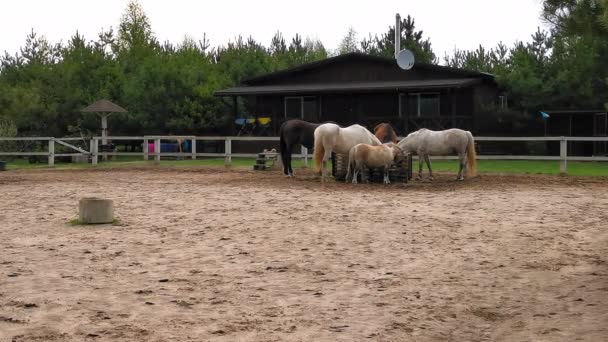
[0,0,606,139]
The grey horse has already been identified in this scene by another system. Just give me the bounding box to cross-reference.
[398,128,477,181]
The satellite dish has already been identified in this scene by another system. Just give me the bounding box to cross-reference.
[396,49,415,70]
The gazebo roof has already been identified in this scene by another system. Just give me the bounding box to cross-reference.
[82,99,127,113]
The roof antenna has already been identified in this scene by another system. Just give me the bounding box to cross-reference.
[395,13,415,70]
[395,13,401,59]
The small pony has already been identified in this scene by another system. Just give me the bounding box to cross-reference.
[313,123,381,182]
[346,143,404,184]
[398,128,477,181]
[374,123,399,143]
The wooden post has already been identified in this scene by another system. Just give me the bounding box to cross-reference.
[301,146,308,168]
[89,139,95,165]
[91,138,98,165]
[191,138,196,160]
[154,138,161,164]
[559,137,567,174]
[224,138,232,167]
[143,138,149,160]
[48,138,55,167]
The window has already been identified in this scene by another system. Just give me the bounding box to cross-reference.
[284,96,317,121]
[401,93,440,117]
[419,94,440,116]
[499,95,508,110]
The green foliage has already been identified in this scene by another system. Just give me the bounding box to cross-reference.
[1,0,604,139]
[360,15,436,63]
[444,0,608,114]
[338,27,359,54]
[0,119,17,152]
[0,0,335,137]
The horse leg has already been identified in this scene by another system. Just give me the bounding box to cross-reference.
[282,146,291,176]
[345,157,352,183]
[417,153,425,180]
[321,149,332,183]
[287,147,295,177]
[424,154,434,180]
[457,153,466,181]
[384,167,390,184]
[352,168,359,184]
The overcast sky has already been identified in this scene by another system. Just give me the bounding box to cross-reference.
[2,0,547,61]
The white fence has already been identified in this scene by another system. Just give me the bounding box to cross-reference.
[1,135,608,174]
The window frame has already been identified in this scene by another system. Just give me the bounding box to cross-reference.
[399,92,441,117]
[284,96,317,119]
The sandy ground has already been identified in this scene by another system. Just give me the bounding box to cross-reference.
[0,166,607,342]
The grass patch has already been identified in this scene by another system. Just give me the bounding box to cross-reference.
[421,160,608,177]
[68,218,82,226]
[68,218,120,226]
[6,156,607,177]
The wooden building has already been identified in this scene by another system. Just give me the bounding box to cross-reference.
[543,109,608,156]
[214,52,501,136]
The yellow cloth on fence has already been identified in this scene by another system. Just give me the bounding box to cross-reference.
[257,117,271,125]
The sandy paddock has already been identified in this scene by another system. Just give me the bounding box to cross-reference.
[1,167,607,341]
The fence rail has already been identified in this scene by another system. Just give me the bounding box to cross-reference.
[1,135,608,174]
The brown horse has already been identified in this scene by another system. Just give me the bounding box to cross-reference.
[374,123,399,143]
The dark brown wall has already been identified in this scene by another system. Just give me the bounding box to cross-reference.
[251,88,484,134]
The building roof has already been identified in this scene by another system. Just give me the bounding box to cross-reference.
[242,52,494,85]
[82,99,128,113]
[544,109,607,115]
[215,78,481,96]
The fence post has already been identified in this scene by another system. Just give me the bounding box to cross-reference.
[90,138,98,165]
[559,137,567,174]
[224,138,232,167]
[191,138,196,160]
[143,138,149,160]
[48,138,55,167]
[154,138,161,164]
[301,146,308,168]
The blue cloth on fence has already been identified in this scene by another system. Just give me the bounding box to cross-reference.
[181,140,191,153]
[160,143,178,153]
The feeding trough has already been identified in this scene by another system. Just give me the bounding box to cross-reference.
[78,197,114,224]
[331,153,413,183]
[0,160,6,171]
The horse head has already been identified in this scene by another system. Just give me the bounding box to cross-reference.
[398,129,425,152]
[374,123,399,144]
[390,144,406,163]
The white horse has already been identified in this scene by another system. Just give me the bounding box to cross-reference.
[313,123,381,182]
[346,143,404,184]
[398,128,477,181]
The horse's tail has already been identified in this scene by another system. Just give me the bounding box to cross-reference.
[345,146,354,182]
[312,132,325,175]
[466,131,477,177]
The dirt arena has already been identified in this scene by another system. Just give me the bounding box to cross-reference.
[1,166,607,341]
